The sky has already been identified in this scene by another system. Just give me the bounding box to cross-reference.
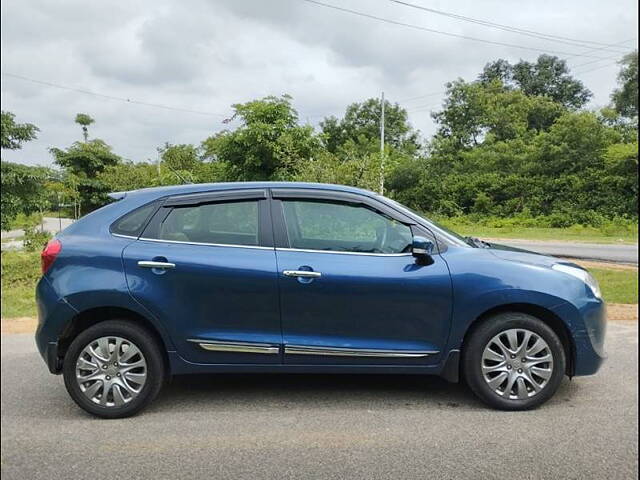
[1,0,637,166]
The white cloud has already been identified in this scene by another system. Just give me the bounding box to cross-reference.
[1,0,637,166]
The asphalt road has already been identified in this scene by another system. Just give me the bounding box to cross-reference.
[491,239,638,265]
[1,322,637,480]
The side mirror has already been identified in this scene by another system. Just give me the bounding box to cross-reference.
[412,236,434,260]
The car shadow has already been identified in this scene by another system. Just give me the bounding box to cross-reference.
[146,372,582,415]
[147,373,483,413]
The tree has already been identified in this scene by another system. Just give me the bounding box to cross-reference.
[0,111,44,229]
[479,55,592,109]
[75,113,95,142]
[50,139,121,213]
[1,111,39,150]
[321,98,420,155]
[201,95,320,181]
[611,51,638,119]
[0,161,50,230]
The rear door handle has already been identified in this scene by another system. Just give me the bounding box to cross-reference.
[283,270,322,278]
[138,260,176,269]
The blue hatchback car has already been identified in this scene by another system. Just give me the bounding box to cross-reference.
[35,182,606,417]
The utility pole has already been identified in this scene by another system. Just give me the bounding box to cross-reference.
[379,91,385,195]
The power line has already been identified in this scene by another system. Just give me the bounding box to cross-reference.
[388,0,631,53]
[1,72,230,118]
[574,60,623,75]
[397,90,445,103]
[299,0,611,59]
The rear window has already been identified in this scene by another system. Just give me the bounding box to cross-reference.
[110,202,158,237]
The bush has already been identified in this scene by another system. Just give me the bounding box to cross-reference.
[23,226,51,252]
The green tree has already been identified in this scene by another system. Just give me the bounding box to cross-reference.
[201,95,320,181]
[321,98,420,155]
[0,111,45,229]
[479,55,592,109]
[50,139,121,214]
[75,113,95,142]
[0,161,50,230]
[1,111,39,150]
[611,51,638,119]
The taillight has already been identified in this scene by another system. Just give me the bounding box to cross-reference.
[41,239,62,274]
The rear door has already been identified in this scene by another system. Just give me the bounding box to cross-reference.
[122,189,282,364]
[271,189,453,366]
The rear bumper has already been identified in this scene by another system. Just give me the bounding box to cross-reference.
[552,298,607,376]
[35,276,77,374]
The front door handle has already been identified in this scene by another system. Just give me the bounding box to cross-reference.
[138,260,176,269]
[283,270,322,278]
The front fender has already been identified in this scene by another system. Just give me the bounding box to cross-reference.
[446,288,569,351]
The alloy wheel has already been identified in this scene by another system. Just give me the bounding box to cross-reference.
[481,328,554,400]
[75,336,147,407]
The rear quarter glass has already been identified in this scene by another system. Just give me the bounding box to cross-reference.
[110,201,161,237]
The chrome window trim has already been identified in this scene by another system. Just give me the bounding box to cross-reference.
[284,345,438,358]
[111,233,138,240]
[276,247,411,257]
[187,339,280,355]
[138,237,274,250]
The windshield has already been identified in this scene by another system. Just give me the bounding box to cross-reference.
[383,198,470,247]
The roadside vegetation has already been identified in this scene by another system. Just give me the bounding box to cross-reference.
[438,216,638,244]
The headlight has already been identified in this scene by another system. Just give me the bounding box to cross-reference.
[552,264,602,299]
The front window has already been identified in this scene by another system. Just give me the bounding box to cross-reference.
[281,200,413,254]
[383,198,470,247]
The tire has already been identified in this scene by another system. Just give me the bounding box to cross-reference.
[462,312,566,411]
[63,320,165,419]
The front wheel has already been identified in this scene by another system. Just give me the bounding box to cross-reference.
[63,320,165,418]
[462,312,566,410]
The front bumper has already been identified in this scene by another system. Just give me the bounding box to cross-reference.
[552,298,607,376]
[35,276,77,374]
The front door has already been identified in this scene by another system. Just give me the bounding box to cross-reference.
[122,191,282,364]
[273,195,453,366]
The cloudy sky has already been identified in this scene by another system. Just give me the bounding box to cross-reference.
[1,0,637,166]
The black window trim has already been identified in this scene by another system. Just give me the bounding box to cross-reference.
[109,199,163,239]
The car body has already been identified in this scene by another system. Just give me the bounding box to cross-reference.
[35,182,606,417]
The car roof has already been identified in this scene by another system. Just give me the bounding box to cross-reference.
[114,182,380,202]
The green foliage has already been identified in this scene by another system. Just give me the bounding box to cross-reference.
[75,113,95,142]
[50,139,122,213]
[1,111,39,150]
[1,251,41,318]
[611,51,638,119]
[321,98,420,155]
[479,55,592,109]
[23,226,51,252]
[400,57,638,224]
[202,95,320,181]
[0,161,50,230]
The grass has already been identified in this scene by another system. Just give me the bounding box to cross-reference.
[0,251,637,320]
[438,219,638,244]
[1,251,40,318]
[590,268,639,304]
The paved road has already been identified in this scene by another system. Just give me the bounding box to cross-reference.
[489,239,638,265]
[1,323,637,479]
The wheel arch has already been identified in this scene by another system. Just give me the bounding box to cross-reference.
[461,303,575,377]
[57,306,171,376]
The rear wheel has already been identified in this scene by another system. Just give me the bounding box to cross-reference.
[63,320,165,418]
[462,312,566,410]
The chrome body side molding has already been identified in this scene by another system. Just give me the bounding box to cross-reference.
[187,339,280,355]
[284,345,439,358]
